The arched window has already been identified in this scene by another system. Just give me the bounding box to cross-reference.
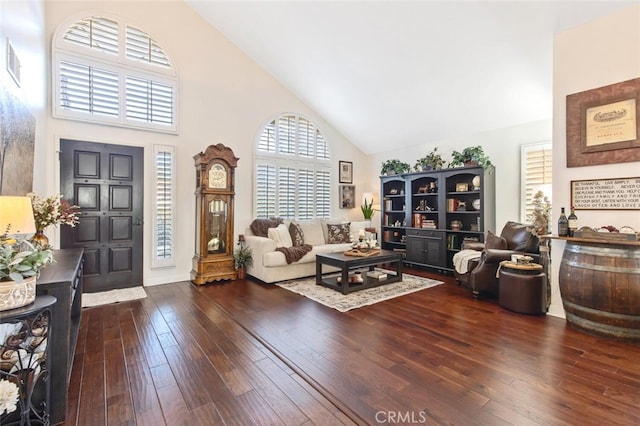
[52,15,177,133]
[255,114,331,219]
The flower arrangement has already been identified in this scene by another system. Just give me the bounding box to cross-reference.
[0,378,19,416]
[27,193,80,231]
[527,190,552,236]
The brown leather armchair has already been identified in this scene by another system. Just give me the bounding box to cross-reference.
[455,221,540,298]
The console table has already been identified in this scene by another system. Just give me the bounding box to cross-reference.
[35,249,84,424]
[1,295,56,425]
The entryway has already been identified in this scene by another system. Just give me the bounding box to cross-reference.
[59,139,143,293]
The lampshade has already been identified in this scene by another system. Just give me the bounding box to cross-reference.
[0,196,36,235]
[362,192,374,205]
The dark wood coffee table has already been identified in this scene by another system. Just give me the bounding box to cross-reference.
[315,249,403,294]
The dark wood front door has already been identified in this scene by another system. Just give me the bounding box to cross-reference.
[60,139,143,293]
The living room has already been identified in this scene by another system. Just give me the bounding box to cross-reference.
[1,1,640,423]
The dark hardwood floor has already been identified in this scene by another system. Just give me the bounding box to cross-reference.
[62,268,640,425]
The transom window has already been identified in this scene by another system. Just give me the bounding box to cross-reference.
[255,114,331,219]
[53,15,177,133]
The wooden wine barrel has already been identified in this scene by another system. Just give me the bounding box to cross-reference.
[559,240,640,339]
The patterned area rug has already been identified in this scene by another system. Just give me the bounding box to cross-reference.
[82,286,147,308]
[276,272,443,312]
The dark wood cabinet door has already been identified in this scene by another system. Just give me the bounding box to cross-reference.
[60,139,143,292]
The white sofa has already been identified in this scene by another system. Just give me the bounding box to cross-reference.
[244,219,371,283]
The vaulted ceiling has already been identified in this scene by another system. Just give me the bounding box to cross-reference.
[186,1,637,154]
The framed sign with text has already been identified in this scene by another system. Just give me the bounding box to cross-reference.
[571,177,640,210]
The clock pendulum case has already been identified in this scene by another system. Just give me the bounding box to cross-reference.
[191,144,239,285]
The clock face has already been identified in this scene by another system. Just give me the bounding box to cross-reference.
[208,163,227,189]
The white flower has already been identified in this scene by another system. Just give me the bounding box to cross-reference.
[0,378,19,415]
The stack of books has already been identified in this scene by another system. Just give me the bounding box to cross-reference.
[422,219,436,229]
[366,270,388,280]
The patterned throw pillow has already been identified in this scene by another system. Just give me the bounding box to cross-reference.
[327,223,351,244]
[289,222,305,246]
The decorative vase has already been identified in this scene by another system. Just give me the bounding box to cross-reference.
[31,228,49,248]
[0,276,37,311]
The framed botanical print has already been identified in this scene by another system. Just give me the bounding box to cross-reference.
[339,184,355,209]
[339,161,353,184]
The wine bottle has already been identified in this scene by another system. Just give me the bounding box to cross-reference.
[568,206,578,237]
[558,207,569,237]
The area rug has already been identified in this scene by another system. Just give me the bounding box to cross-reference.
[82,286,147,308]
[276,272,443,312]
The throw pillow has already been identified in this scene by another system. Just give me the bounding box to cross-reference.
[289,222,305,246]
[327,223,351,244]
[267,223,293,248]
[250,217,283,237]
[485,230,507,250]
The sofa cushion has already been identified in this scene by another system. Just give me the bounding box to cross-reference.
[298,219,325,246]
[327,223,351,244]
[289,221,305,246]
[501,221,539,253]
[268,223,293,248]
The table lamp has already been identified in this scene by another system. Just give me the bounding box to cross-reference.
[0,196,36,240]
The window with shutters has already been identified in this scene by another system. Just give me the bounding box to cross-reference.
[152,145,176,268]
[53,15,176,133]
[521,143,552,223]
[255,114,331,219]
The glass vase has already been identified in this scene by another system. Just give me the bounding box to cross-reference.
[31,228,49,247]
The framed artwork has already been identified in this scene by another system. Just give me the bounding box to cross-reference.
[339,184,355,209]
[455,183,469,192]
[339,160,353,184]
[571,177,640,210]
[566,77,640,167]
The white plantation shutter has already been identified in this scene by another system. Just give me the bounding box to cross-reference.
[63,17,119,55]
[255,114,331,219]
[54,15,176,133]
[59,61,119,116]
[125,77,174,125]
[521,143,552,222]
[153,145,175,267]
[126,26,171,67]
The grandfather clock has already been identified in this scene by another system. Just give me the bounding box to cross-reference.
[191,144,239,285]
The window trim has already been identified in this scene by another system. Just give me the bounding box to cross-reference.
[254,113,332,219]
[52,14,178,134]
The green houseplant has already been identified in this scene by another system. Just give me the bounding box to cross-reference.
[234,244,254,279]
[0,239,53,283]
[361,198,375,220]
[448,145,495,173]
[380,159,411,175]
[413,147,445,171]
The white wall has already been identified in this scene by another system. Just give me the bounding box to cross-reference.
[40,1,365,286]
[550,4,640,318]
[367,119,552,232]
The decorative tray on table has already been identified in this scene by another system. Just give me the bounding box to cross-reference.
[344,241,380,257]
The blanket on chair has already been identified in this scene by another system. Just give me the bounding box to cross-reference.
[276,244,313,264]
[453,249,482,274]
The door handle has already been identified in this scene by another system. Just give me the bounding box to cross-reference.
[134,217,143,226]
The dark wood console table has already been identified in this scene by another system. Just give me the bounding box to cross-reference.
[552,236,640,339]
[36,248,84,424]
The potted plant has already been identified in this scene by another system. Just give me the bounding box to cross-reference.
[0,235,54,311]
[448,145,495,173]
[28,192,80,247]
[413,147,445,171]
[380,159,411,175]
[361,198,375,220]
[234,244,254,279]
[526,190,552,236]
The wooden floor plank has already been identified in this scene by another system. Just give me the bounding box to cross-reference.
[62,269,640,425]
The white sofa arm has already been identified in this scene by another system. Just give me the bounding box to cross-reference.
[244,235,276,265]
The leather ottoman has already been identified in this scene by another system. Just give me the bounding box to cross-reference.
[499,261,546,315]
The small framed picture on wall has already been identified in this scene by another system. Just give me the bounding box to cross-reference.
[339,185,355,209]
[339,161,353,184]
